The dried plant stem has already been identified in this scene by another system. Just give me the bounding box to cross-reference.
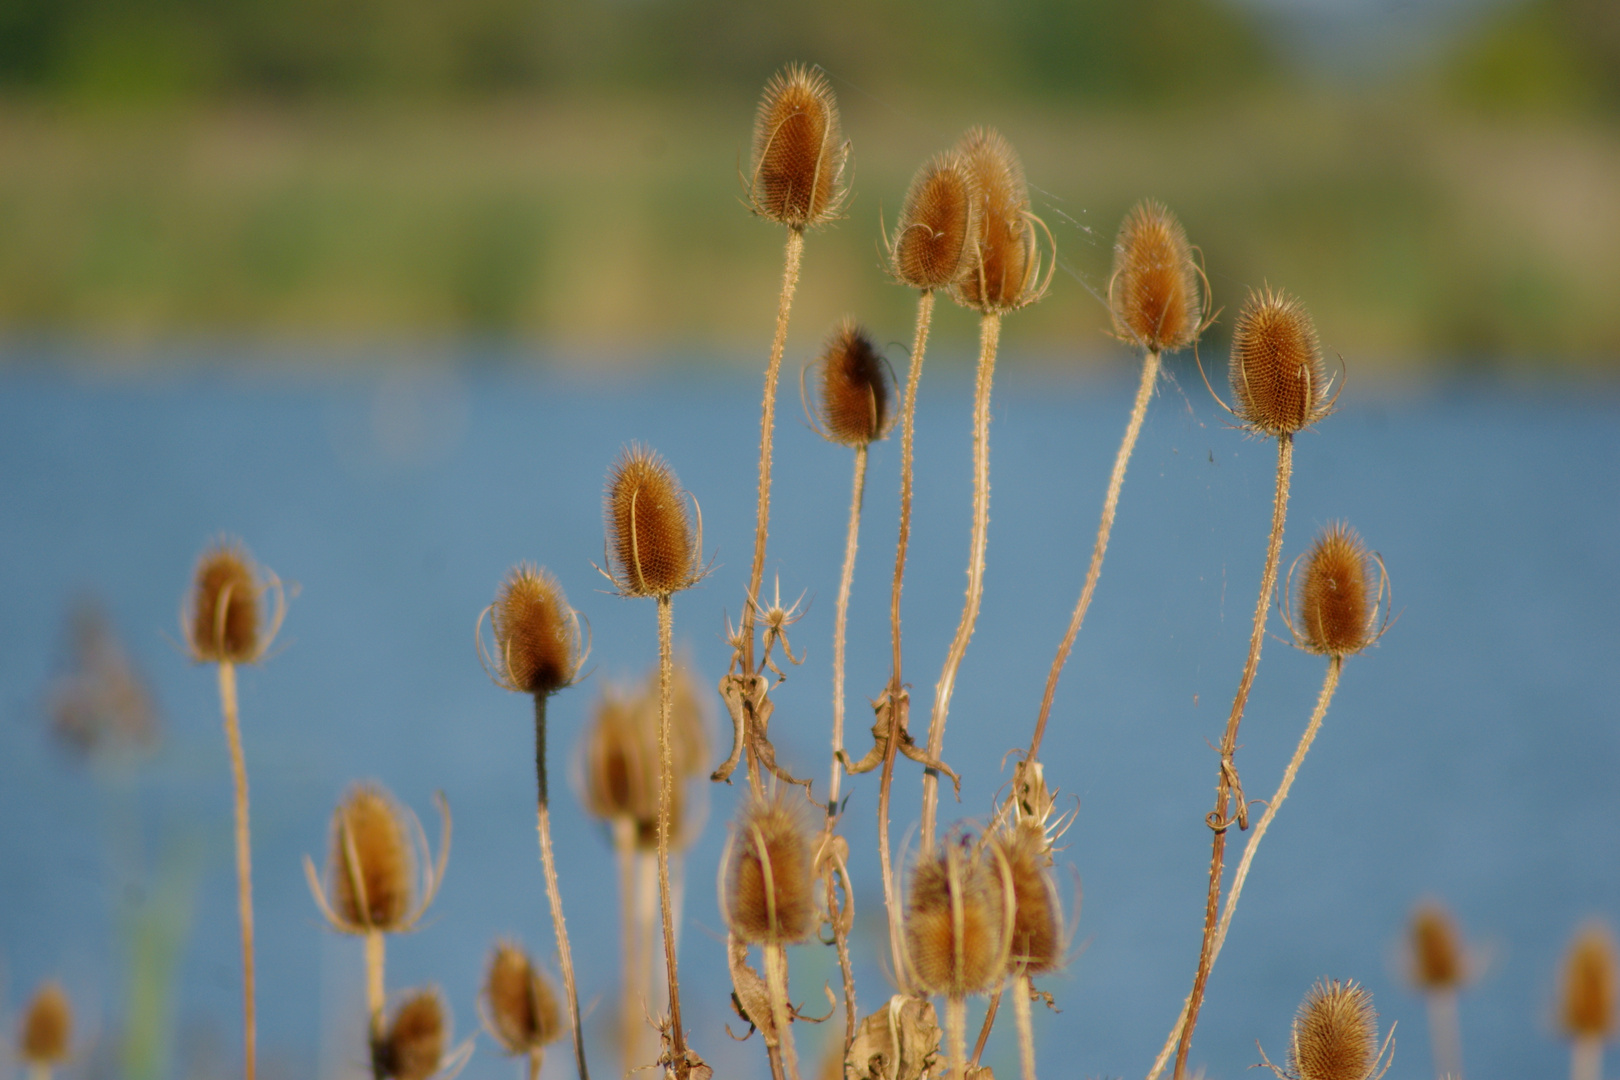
[218,660,257,1080]
[876,724,906,985]
[1013,976,1037,1080]
[971,986,1003,1068]
[829,445,869,814]
[1428,989,1463,1080]
[764,944,802,1080]
[613,819,647,1073]
[528,1050,542,1080]
[533,694,590,1080]
[655,596,691,1075]
[921,310,1001,854]
[1027,350,1160,763]
[1573,1037,1601,1080]
[945,996,968,1080]
[364,929,386,1041]
[827,867,858,1057]
[1172,433,1294,1080]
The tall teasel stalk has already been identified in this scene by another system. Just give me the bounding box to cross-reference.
[1408,902,1468,1080]
[183,539,287,1080]
[1257,979,1395,1080]
[482,941,564,1080]
[17,982,72,1080]
[478,565,592,1080]
[1560,923,1617,1080]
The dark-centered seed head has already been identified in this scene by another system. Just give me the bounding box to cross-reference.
[724,791,816,945]
[488,564,582,696]
[813,318,893,447]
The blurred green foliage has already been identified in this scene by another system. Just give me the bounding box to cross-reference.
[1444,0,1620,114]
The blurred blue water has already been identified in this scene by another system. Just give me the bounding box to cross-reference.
[2,356,1618,1080]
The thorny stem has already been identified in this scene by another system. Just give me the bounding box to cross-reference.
[971,985,1003,1068]
[764,943,802,1080]
[826,865,858,1059]
[1014,975,1037,1080]
[1573,1036,1601,1080]
[1428,989,1463,1080]
[1172,433,1294,1080]
[1027,350,1161,763]
[533,694,590,1080]
[218,661,257,1080]
[829,446,869,816]
[364,930,386,1045]
[655,595,691,1076]
[877,713,906,986]
[922,310,1001,855]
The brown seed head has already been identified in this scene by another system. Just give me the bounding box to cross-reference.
[1110,199,1203,353]
[486,564,581,696]
[19,982,72,1065]
[1229,286,1333,437]
[581,686,657,824]
[904,833,1012,997]
[1562,922,1617,1040]
[330,783,415,932]
[634,772,687,852]
[813,319,893,447]
[604,445,698,598]
[188,539,267,663]
[1288,979,1383,1080]
[749,64,847,230]
[725,792,816,945]
[890,152,979,291]
[994,821,1064,976]
[375,989,447,1080]
[483,942,561,1055]
[1409,902,1465,992]
[950,128,1048,315]
[1291,523,1385,658]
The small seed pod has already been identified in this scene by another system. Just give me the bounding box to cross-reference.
[18,982,72,1065]
[1286,523,1389,658]
[723,792,817,945]
[483,942,561,1057]
[950,128,1050,315]
[809,318,894,447]
[1409,902,1465,992]
[375,989,447,1080]
[890,151,978,291]
[1109,199,1203,353]
[748,64,848,230]
[1562,923,1617,1041]
[1228,286,1334,437]
[904,832,1013,997]
[482,564,584,696]
[603,445,700,598]
[581,686,657,825]
[1279,979,1391,1080]
[185,538,285,664]
[308,783,448,936]
[994,821,1064,977]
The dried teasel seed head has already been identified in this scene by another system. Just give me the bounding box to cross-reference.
[581,685,657,824]
[748,63,848,230]
[890,151,978,291]
[375,989,447,1080]
[19,982,72,1065]
[1109,199,1203,353]
[950,128,1049,315]
[904,832,1012,998]
[1409,902,1465,992]
[1562,922,1617,1041]
[1287,979,1385,1080]
[812,318,893,447]
[1290,523,1386,658]
[330,783,415,932]
[187,538,282,664]
[486,564,582,696]
[1229,286,1333,437]
[604,445,699,598]
[994,821,1064,977]
[634,771,687,852]
[723,791,816,944]
[483,942,561,1055]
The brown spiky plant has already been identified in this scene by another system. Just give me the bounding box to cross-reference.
[1259,979,1395,1080]
[1561,923,1616,1080]
[374,988,470,1080]
[483,942,562,1080]
[18,982,72,1080]
[1408,901,1468,1080]
[993,818,1066,1080]
[478,564,591,1080]
[183,537,287,1080]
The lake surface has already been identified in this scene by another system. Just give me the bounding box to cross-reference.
[2,356,1618,1080]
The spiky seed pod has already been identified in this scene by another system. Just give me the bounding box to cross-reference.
[375,989,447,1080]
[1288,980,1383,1080]
[725,793,816,945]
[950,128,1046,315]
[749,64,847,230]
[904,835,1012,997]
[604,445,698,598]
[488,564,582,696]
[330,784,415,932]
[890,152,978,291]
[994,821,1064,977]
[1229,286,1333,437]
[814,319,893,447]
[1110,199,1202,353]
[1291,523,1384,657]
[581,687,657,825]
[18,982,71,1065]
[1409,903,1465,992]
[187,540,264,663]
[1562,923,1618,1040]
[483,943,562,1056]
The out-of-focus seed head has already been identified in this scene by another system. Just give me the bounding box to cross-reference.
[748,64,848,230]
[581,685,656,824]
[994,821,1064,976]
[903,832,1012,998]
[604,445,700,598]
[665,660,710,781]
[330,783,415,932]
[1562,922,1618,1041]
[1288,523,1388,658]
[890,152,978,291]
[19,982,72,1065]
[375,989,447,1080]
[1228,286,1333,437]
[634,771,687,852]
[187,539,284,664]
[949,128,1050,315]
[1409,902,1465,992]
[484,564,583,696]
[724,791,816,945]
[483,942,561,1056]
[1286,980,1387,1080]
[811,319,893,447]
[1109,199,1203,353]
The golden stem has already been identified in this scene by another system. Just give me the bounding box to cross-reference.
[946,995,968,1080]
[764,943,801,1080]
[826,866,857,1061]
[614,818,645,1074]
[655,595,690,1076]
[533,694,590,1080]
[829,445,869,814]
[1428,989,1463,1080]
[1014,975,1037,1080]
[364,929,386,1044]
[971,985,1003,1067]
[218,661,257,1080]
[891,288,935,683]
[1574,1037,1601,1080]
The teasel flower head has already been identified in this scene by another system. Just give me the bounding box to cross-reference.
[949,127,1053,315]
[903,829,1015,998]
[993,820,1066,977]
[373,989,449,1080]
[478,564,587,697]
[805,318,895,448]
[183,537,287,665]
[1284,522,1391,658]
[1109,199,1206,354]
[305,783,450,936]
[635,771,689,852]
[482,941,562,1058]
[601,445,704,598]
[581,684,657,825]
[889,151,979,291]
[1408,901,1467,993]
[1561,922,1617,1042]
[18,982,72,1066]
[1226,286,1337,437]
[721,789,817,945]
[747,63,849,230]
[1262,979,1393,1080]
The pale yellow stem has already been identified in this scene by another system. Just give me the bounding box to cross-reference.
[655,596,690,1074]
[1428,989,1463,1080]
[534,695,590,1080]
[829,445,869,813]
[614,819,645,1075]
[218,661,257,1080]
[764,943,801,1080]
[946,996,968,1080]
[1014,975,1037,1080]
[364,929,386,1042]
[1573,1037,1601,1080]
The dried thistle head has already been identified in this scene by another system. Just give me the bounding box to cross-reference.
[1109,199,1204,354]
[307,784,449,936]
[602,445,702,598]
[1562,922,1617,1041]
[18,982,72,1065]
[375,989,447,1080]
[634,771,687,852]
[994,821,1065,977]
[748,64,848,230]
[184,538,286,664]
[1267,979,1391,1080]
[1409,902,1465,992]
[1228,286,1335,437]
[581,684,657,825]
[1286,523,1390,658]
[809,318,893,448]
[903,831,1013,998]
[481,564,585,696]
[723,790,817,945]
[889,152,978,291]
[949,128,1051,315]
[482,942,561,1057]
